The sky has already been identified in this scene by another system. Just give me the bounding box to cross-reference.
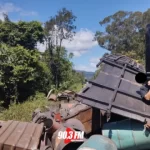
[0,0,150,72]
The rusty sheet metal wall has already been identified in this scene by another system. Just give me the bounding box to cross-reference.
[76,54,150,123]
[76,108,92,134]
[61,105,93,134]
[0,120,44,150]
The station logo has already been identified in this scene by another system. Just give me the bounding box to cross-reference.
[57,127,84,144]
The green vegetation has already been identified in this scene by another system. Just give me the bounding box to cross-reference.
[0,44,50,107]
[68,71,84,92]
[0,92,49,121]
[95,9,150,64]
[0,8,85,120]
[0,17,44,50]
[44,8,77,89]
[2,7,149,121]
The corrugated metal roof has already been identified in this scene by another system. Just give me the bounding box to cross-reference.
[76,54,150,123]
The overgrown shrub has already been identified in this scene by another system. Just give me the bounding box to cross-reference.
[0,44,51,107]
[0,92,49,121]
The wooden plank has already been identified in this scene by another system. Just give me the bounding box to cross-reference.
[0,121,19,150]
[27,123,44,150]
[15,123,37,150]
[0,121,13,137]
[3,122,28,150]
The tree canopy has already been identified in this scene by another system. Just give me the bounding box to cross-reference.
[95,9,150,64]
[44,8,77,88]
[0,10,84,107]
[0,44,50,107]
[0,17,44,50]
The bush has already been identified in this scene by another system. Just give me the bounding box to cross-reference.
[0,92,50,121]
[68,82,83,92]
[0,44,51,107]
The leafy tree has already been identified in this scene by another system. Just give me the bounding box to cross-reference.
[95,9,150,64]
[0,11,83,110]
[45,8,76,49]
[43,46,75,90]
[44,8,77,88]
[0,14,44,50]
[0,44,50,107]
[3,13,10,22]
[92,68,101,80]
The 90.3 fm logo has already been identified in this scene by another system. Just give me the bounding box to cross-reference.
[57,127,84,144]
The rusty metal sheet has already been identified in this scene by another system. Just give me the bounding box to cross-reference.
[76,54,150,123]
[0,120,44,150]
[60,103,92,134]
[83,120,92,134]
[74,108,92,123]
[60,102,78,110]
[61,103,91,120]
[63,118,85,132]
[63,108,92,134]
[48,94,57,101]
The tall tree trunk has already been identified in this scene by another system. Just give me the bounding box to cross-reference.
[48,37,53,58]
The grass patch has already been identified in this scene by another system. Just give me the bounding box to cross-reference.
[0,82,84,122]
[69,82,83,92]
[0,92,50,122]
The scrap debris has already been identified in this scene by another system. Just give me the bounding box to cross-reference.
[31,54,150,150]
[1,54,150,150]
[47,90,75,102]
[48,94,57,101]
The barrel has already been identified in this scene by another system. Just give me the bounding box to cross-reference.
[77,135,117,150]
[102,119,150,150]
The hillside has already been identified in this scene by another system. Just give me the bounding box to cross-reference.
[76,70,95,80]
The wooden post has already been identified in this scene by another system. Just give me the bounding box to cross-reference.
[92,107,103,134]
